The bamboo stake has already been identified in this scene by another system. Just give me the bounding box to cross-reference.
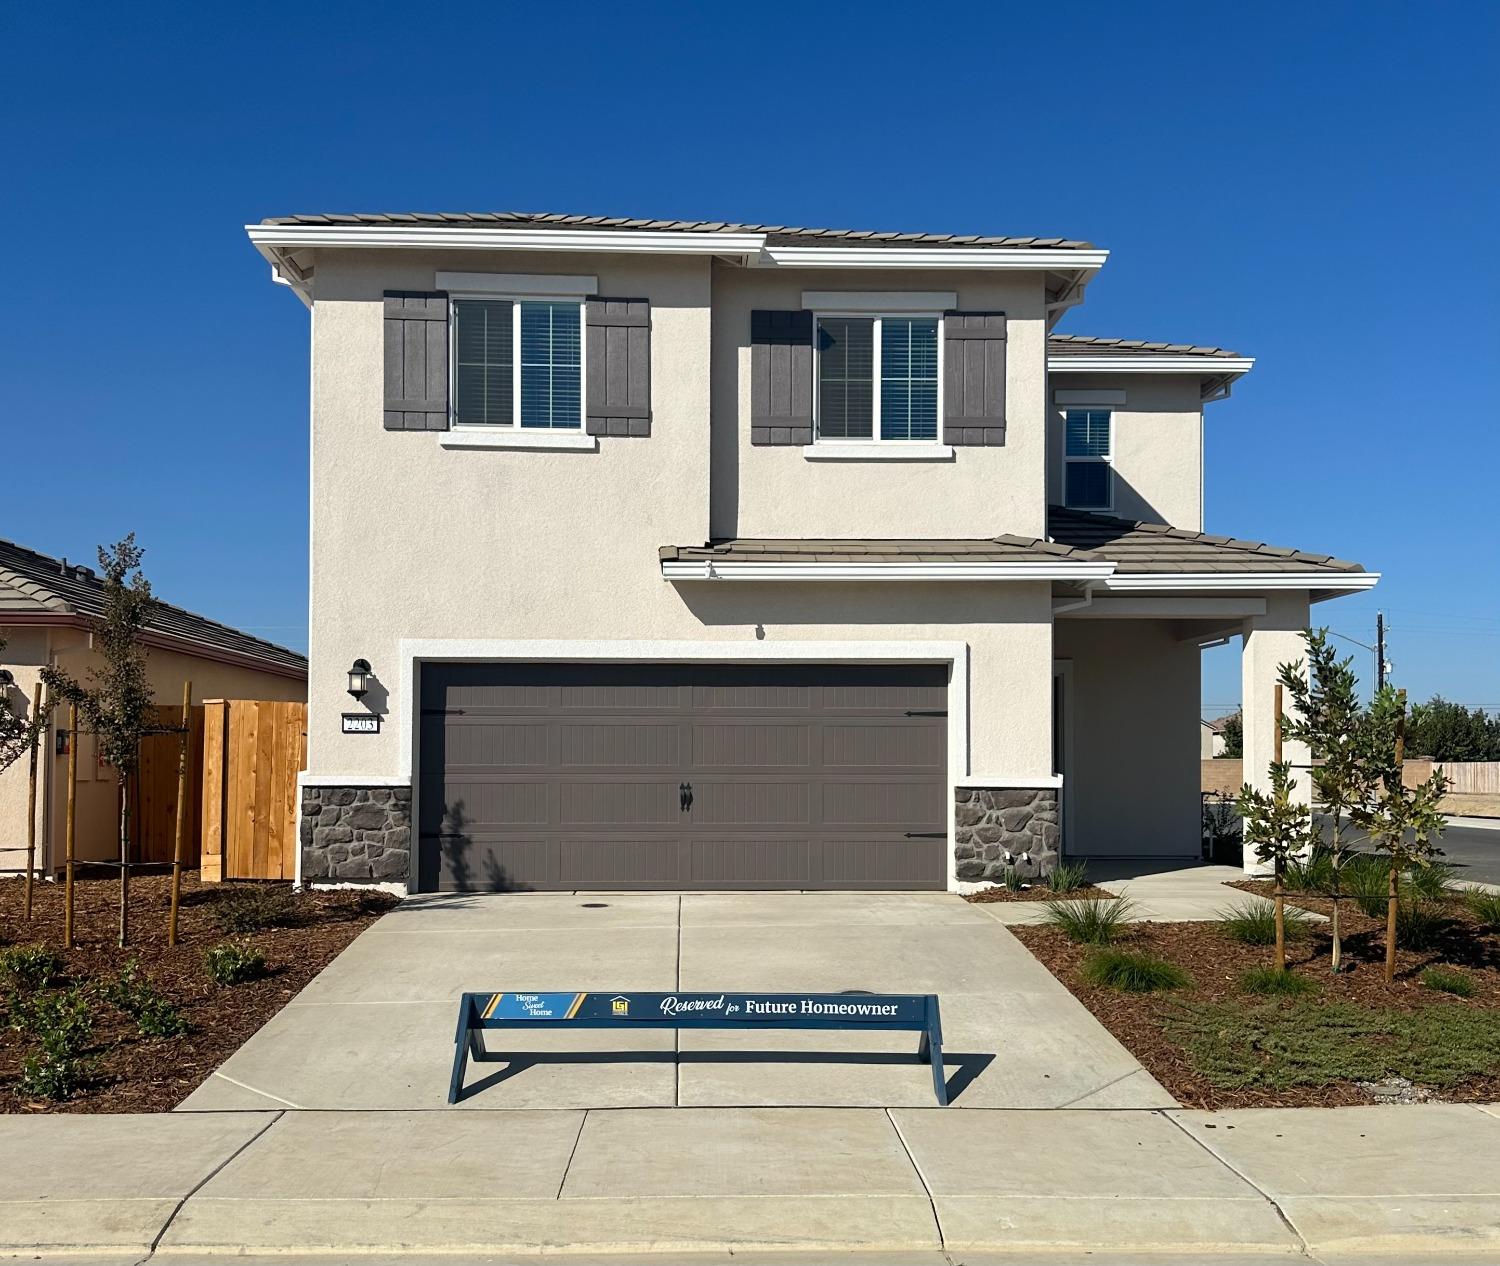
[169,681,191,946]
[1386,692,1406,982]
[118,773,130,948]
[1272,684,1286,973]
[64,705,77,949]
[23,683,42,920]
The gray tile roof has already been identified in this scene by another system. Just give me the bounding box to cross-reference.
[0,538,307,674]
[1045,507,1364,574]
[1048,334,1244,359]
[661,536,1084,565]
[662,510,1364,577]
[262,211,1094,251]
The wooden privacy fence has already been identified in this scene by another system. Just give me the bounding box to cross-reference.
[200,700,308,882]
[132,704,207,865]
[1435,761,1500,795]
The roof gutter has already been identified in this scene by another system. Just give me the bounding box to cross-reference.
[661,560,1116,582]
[1099,573,1380,593]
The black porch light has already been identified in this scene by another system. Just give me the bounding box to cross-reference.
[347,658,372,700]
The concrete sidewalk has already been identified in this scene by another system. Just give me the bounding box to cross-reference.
[2,1103,1497,1260]
[979,860,1279,924]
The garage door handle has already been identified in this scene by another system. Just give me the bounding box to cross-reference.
[679,782,693,812]
[905,710,947,717]
[905,832,945,838]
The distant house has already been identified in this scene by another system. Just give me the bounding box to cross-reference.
[0,537,307,872]
[1200,715,1234,759]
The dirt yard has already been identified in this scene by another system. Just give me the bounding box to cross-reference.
[1,872,394,1112]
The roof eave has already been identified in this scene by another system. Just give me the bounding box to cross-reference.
[661,561,1115,582]
[1098,572,1378,593]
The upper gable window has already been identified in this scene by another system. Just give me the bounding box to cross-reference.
[815,315,939,443]
[454,298,581,429]
[1063,409,1112,509]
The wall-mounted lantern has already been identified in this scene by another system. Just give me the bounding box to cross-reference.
[347,658,372,700]
[0,668,13,688]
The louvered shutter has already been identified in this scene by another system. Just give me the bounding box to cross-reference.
[585,298,651,436]
[750,310,814,445]
[943,311,1006,446]
[383,291,449,431]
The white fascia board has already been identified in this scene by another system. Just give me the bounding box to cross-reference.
[1100,572,1379,592]
[763,246,1109,270]
[1048,356,1255,374]
[662,561,1116,581]
[959,773,1064,789]
[246,224,767,258]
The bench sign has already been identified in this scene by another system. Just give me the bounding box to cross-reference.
[341,713,380,734]
[449,990,948,1104]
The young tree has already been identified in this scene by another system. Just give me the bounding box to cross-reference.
[1277,630,1365,972]
[41,537,156,947]
[1351,686,1449,981]
[1237,760,1321,972]
[1219,710,1243,758]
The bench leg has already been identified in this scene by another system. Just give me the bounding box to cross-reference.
[447,995,477,1104]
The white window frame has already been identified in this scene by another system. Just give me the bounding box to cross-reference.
[811,311,945,449]
[449,292,588,434]
[1062,407,1114,511]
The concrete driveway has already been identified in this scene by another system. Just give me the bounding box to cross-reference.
[179,891,1172,1112]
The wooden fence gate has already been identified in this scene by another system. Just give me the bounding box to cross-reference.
[200,700,308,881]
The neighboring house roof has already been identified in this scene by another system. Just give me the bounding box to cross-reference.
[1048,334,1244,359]
[661,509,1367,585]
[0,537,306,677]
[1045,507,1365,575]
[259,210,1095,251]
[1204,714,1238,733]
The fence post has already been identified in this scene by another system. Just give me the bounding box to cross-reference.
[200,700,228,883]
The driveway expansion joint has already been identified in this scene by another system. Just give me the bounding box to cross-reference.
[885,1106,946,1252]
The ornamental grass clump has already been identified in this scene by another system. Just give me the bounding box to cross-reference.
[1466,889,1500,931]
[1394,902,1451,951]
[1240,965,1318,997]
[1042,896,1134,945]
[212,884,306,934]
[1047,860,1090,893]
[1217,901,1309,946]
[1081,949,1189,993]
[1422,967,1475,998]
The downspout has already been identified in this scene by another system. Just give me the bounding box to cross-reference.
[1051,579,1098,615]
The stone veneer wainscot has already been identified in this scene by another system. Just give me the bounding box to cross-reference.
[953,786,1060,883]
[300,784,411,883]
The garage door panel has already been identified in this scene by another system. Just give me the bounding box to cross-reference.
[418,663,947,891]
[560,721,681,767]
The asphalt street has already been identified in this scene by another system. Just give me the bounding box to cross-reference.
[1318,815,1500,886]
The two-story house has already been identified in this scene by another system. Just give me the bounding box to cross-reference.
[249,212,1375,894]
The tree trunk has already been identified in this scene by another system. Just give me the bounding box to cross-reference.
[1274,859,1286,973]
[1384,860,1399,982]
[1329,820,1344,974]
[118,778,130,947]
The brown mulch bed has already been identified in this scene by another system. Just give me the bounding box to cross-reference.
[0,871,395,1113]
[964,883,1118,903]
[1013,895,1500,1109]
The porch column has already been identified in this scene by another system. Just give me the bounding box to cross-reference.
[1239,591,1311,874]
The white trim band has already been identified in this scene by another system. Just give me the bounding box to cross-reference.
[661,561,1117,582]
[802,443,954,462]
[764,246,1109,270]
[1101,572,1379,592]
[960,774,1064,789]
[440,429,597,451]
[1049,355,1254,374]
[298,772,410,788]
[248,224,767,257]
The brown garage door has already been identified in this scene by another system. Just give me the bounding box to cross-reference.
[416,662,948,892]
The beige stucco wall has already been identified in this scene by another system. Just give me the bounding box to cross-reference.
[1048,373,1205,528]
[0,623,305,872]
[304,250,1059,786]
[1054,617,1202,858]
[712,264,1050,540]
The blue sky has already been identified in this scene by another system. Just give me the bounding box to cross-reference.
[3,2,1496,715]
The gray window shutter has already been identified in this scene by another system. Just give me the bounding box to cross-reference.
[585,298,651,436]
[384,291,449,431]
[750,310,813,445]
[943,311,1006,446]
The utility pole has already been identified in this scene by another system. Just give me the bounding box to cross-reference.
[1375,611,1386,691]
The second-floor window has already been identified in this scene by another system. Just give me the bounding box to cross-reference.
[454,299,582,429]
[816,315,939,443]
[1063,408,1112,510]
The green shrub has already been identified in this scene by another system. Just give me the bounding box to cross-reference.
[1216,901,1310,946]
[1002,866,1023,892]
[1463,889,1500,931]
[1395,903,1450,951]
[1081,948,1190,993]
[1047,860,1090,893]
[0,945,65,992]
[10,986,94,1101]
[1402,862,1457,902]
[1042,896,1134,945]
[204,941,268,986]
[1240,966,1318,997]
[1422,967,1476,998]
[211,884,306,934]
[105,960,188,1038]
